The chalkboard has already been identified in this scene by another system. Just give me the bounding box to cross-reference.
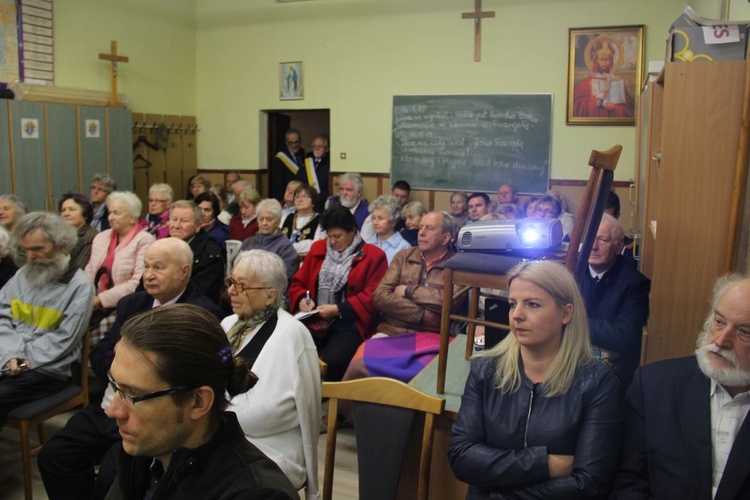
[391,94,552,194]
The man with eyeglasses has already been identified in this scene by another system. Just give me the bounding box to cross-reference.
[38,238,223,500]
[612,274,750,500]
[300,134,330,211]
[577,213,649,393]
[105,304,297,498]
[89,173,117,231]
[271,128,306,203]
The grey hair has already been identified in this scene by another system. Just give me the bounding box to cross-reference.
[698,273,748,346]
[369,195,402,222]
[402,200,427,218]
[170,200,202,224]
[0,226,10,257]
[600,213,625,244]
[91,173,117,191]
[106,191,142,218]
[149,183,174,201]
[339,173,363,195]
[233,250,287,309]
[0,194,27,217]
[436,211,456,242]
[256,199,282,221]
[14,212,77,254]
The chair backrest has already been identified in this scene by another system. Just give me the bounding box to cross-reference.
[225,239,242,275]
[564,145,622,276]
[322,377,445,500]
[79,328,90,407]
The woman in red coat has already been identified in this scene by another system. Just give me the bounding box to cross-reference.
[289,206,388,380]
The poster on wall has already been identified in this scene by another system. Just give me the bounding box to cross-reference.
[19,0,54,83]
[21,118,39,139]
[0,0,19,84]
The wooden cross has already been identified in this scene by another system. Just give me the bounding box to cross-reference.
[462,0,495,62]
[98,40,129,107]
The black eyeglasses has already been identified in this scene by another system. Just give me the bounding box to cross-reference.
[107,373,195,408]
[223,277,271,294]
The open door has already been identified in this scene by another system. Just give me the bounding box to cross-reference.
[267,112,292,198]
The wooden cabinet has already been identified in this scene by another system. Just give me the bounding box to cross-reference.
[637,61,749,363]
[0,100,132,211]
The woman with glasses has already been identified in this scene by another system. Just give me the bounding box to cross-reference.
[289,206,388,381]
[448,261,621,499]
[239,199,297,285]
[139,183,173,239]
[223,250,321,499]
[280,183,324,257]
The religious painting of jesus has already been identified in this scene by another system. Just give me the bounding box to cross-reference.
[566,25,644,125]
[280,61,304,100]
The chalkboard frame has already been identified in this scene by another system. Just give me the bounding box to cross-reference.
[390,94,553,195]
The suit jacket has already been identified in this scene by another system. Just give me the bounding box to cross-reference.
[611,356,750,500]
[300,153,330,211]
[270,147,305,202]
[578,255,650,390]
[188,231,225,305]
[89,285,223,392]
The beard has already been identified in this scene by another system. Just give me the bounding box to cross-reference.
[340,195,357,209]
[22,253,70,287]
[695,327,750,388]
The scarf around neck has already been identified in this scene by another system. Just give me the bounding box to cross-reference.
[317,233,362,305]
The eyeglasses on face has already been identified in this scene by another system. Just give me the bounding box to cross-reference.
[90,185,110,194]
[223,277,271,294]
[107,373,195,408]
[294,194,310,200]
[148,198,170,204]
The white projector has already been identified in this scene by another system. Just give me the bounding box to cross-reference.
[457,218,563,254]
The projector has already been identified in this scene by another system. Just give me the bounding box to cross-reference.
[457,218,563,254]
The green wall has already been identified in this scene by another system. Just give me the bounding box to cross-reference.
[195,0,689,182]
[54,0,196,115]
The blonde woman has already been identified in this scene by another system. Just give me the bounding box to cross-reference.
[448,260,621,499]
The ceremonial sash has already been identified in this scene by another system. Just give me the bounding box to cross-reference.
[303,157,321,192]
[276,152,299,175]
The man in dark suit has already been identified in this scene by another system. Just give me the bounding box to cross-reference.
[300,134,330,211]
[577,213,650,392]
[38,238,223,500]
[611,274,750,500]
[270,128,305,202]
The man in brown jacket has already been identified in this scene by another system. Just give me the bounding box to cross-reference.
[373,211,464,334]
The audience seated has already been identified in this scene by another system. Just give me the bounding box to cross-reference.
[364,195,411,265]
[0,212,94,415]
[400,200,426,246]
[448,260,621,498]
[546,189,575,238]
[195,192,230,247]
[210,183,232,225]
[89,173,116,232]
[104,304,298,499]
[391,180,411,231]
[604,190,637,268]
[0,226,17,289]
[495,183,519,212]
[467,192,491,223]
[226,179,250,218]
[224,172,240,204]
[85,191,154,343]
[611,274,750,499]
[229,187,261,241]
[523,196,539,218]
[280,180,303,223]
[495,203,522,220]
[324,173,369,230]
[59,192,98,270]
[139,183,173,239]
[168,200,225,305]
[449,191,469,229]
[343,211,463,383]
[280,183,323,257]
[188,174,212,199]
[223,250,321,498]
[0,194,27,233]
[579,213,649,393]
[289,206,388,381]
[38,238,222,500]
[240,199,298,285]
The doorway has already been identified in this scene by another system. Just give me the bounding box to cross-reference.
[263,109,330,199]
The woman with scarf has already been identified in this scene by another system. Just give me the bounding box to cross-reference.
[289,205,388,381]
[85,191,155,342]
[138,183,173,239]
[222,249,321,499]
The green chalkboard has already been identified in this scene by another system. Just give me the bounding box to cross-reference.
[391,94,552,194]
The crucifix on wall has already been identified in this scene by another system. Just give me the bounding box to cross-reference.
[462,0,495,62]
[98,40,129,107]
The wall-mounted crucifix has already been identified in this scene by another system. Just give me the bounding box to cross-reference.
[462,0,495,62]
[98,40,129,107]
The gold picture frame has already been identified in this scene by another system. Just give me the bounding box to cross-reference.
[279,61,304,101]
[566,25,644,125]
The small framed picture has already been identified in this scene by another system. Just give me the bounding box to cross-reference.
[280,61,304,100]
[566,25,644,125]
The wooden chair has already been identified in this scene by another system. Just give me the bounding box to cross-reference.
[225,239,242,276]
[0,329,91,500]
[322,377,445,500]
[435,145,622,393]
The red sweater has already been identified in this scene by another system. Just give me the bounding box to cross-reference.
[289,239,388,339]
[229,215,258,242]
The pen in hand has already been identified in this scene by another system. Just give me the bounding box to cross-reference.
[1,362,28,373]
[306,290,311,309]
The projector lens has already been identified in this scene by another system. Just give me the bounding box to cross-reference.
[520,227,539,246]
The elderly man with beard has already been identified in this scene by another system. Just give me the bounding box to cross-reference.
[0,212,94,415]
[326,172,369,230]
[611,275,750,500]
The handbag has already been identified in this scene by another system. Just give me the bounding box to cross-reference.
[302,314,334,339]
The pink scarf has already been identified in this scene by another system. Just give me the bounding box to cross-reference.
[97,225,141,293]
